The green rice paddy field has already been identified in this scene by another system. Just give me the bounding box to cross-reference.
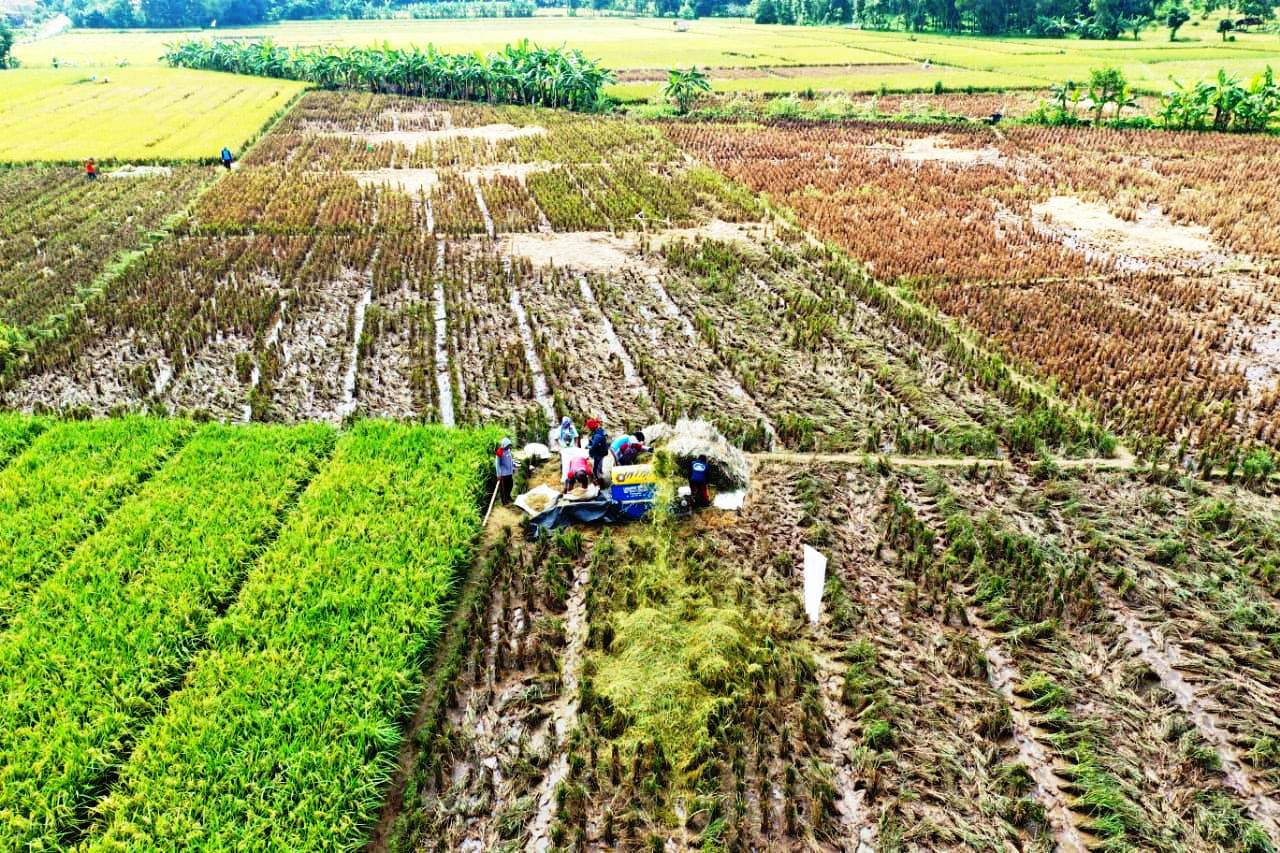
[12,14,1280,101]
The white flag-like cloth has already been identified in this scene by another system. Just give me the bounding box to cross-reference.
[802,545,827,625]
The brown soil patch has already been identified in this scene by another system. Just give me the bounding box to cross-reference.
[1033,196,1219,266]
[348,168,440,195]
[892,134,1003,166]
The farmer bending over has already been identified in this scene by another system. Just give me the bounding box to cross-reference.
[564,453,592,492]
[564,471,598,502]
[495,437,516,504]
[611,430,646,466]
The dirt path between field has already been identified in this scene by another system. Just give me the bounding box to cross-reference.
[527,558,591,853]
[749,447,1136,470]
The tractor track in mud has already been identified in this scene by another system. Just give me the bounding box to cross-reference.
[528,558,591,853]
[898,478,1094,853]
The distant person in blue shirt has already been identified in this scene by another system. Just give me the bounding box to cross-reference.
[689,454,710,508]
[220,147,234,170]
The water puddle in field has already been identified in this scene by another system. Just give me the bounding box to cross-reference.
[432,243,456,427]
[1239,316,1280,397]
[528,559,591,853]
[967,607,1090,853]
[508,272,556,423]
[1102,590,1280,838]
[339,287,373,420]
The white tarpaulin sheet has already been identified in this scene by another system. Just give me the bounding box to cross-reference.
[803,545,828,625]
[514,484,562,518]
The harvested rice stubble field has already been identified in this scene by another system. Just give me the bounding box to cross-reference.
[3,91,1109,460]
[668,119,1280,460]
[382,454,1280,851]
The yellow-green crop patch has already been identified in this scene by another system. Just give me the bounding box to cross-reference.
[0,67,306,163]
[13,16,1276,99]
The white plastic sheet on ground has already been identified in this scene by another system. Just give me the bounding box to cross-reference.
[514,484,562,518]
[803,545,828,625]
[521,442,551,462]
[713,490,747,511]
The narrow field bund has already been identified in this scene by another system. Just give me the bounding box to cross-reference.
[82,420,500,849]
[0,422,335,849]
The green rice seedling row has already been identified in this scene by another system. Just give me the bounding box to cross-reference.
[83,421,498,849]
[0,421,334,849]
[0,417,192,625]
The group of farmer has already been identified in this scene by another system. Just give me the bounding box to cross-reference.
[494,416,712,510]
[493,416,649,505]
[82,147,235,182]
[493,415,650,506]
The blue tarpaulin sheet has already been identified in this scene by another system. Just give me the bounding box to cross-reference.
[526,496,647,536]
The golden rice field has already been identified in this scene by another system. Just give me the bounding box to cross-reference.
[0,67,306,162]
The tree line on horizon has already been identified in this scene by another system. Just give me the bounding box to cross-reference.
[17,0,1277,41]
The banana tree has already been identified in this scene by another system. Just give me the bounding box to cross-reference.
[663,66,712,115]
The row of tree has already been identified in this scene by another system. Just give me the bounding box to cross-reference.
[1160,65,1279,129]
[1032,64,1278,130]
[0,22,14,69]
[757,0,1274,34]
[164,38,614,109]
